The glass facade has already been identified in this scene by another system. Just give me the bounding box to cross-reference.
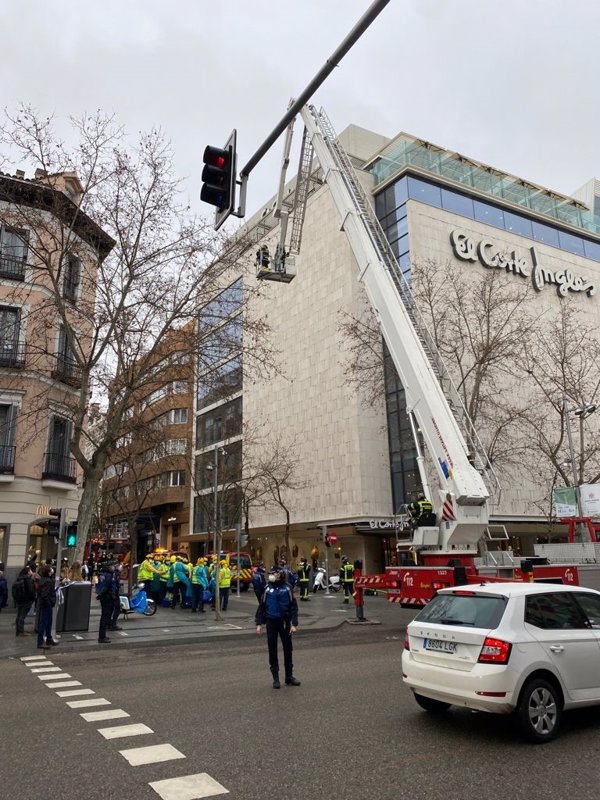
[368,134,600,238]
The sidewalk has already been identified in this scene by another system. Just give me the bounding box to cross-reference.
[0,589,412,660]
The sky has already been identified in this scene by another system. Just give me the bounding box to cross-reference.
[2,0,600,226]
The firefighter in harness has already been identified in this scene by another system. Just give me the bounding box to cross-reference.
[409,492,437,530]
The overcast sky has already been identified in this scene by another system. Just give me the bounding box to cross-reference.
[2,0,599,224]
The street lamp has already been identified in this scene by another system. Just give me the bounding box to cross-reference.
[563,394,598,540]
[206,445,226,619]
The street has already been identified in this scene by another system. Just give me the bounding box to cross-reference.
[2,616,600,800]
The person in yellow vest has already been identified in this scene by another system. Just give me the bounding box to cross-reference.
[157,557,170,606]
[218,559,232,611]
[138,553,159,599]
[191,558,209,613]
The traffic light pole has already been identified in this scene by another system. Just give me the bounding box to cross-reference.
[321,525,333,597]
[52,508,67,641]
[238,0,391,181]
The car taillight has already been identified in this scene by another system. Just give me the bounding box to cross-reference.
[403,632,410,650]
[478,637,511,664]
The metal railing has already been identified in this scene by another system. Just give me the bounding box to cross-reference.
[52,354,82,387]
[0,253,26,280]
[0,444,15,473]
[43,451,77,483]
[0,340,26,368]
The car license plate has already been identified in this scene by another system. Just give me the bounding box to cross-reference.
[424,638,456,654]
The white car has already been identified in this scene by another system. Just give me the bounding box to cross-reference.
[402,581,600,742]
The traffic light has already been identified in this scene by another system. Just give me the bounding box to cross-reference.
[321,528,331,547]
[201,129,237,230]
[48,508,63,542]
[65,522,77,548]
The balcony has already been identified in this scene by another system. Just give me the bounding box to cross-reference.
[0,444,15,474]
[52,355,83,388]
[0,340,26,368]
[0,253,26,281]
[43,451,77,484]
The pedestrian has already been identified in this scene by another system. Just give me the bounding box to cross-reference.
[108,563,124,632]
[0,569,8,611]
[171,556,191,608]
[13,565,36,636]
[36,564,57,649]
[251,563,266,603]
[278,558,298,590]
[157,556,170,605]
[137,552,159,598]
[81,561,90,581]
[340,555,354,604]
[191,558,208,613]
[95,560,119,643]
[255,565,301,689]
[219,560,231,610]
[69,561,84,582]
[297,557,311,602]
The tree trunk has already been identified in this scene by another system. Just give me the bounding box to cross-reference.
[72,469,103,564]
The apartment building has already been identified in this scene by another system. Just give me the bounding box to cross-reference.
[0,169,113,580]
[101,327,193,563]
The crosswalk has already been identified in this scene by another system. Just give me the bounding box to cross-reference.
[20,655,229,799]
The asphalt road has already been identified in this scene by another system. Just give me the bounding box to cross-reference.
[3,623,600,800]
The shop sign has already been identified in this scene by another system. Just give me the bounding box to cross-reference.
[368,519,398,530]
[450,230,596,299]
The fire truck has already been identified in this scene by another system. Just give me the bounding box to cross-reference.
[256,105,590,606]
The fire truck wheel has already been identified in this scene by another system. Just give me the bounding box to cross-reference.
[413,693,451,714]
[516,677,562,743]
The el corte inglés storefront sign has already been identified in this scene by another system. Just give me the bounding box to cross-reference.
[450,230,596,299]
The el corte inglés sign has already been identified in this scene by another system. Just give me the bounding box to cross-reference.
[450,230,596,299]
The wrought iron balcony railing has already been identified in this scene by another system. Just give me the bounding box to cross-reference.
[51,354,82,387]
[43,451,77,483]
[0,252,26,281]
[0,340,26,368]
[0,444,15,474]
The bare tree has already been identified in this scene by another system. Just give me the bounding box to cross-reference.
[0,106,275,563]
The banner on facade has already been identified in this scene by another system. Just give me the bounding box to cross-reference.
[553,486,577,517]
[580,484,600,517]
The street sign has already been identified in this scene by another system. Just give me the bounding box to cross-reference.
[328,532,338,545]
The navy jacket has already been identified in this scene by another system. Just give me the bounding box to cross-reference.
[256,581,298,626]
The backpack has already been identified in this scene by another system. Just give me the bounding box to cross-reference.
[12,578,30,604]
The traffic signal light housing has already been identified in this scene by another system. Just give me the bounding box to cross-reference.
[48,508,64,542]
[322,528,331,547]
[65,522,77,548]
[201,129,237,230]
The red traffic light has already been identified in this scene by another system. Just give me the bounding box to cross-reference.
[200,131,237,230]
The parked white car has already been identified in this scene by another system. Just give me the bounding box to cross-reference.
[402,582,600,742]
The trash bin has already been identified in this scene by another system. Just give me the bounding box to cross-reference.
[56,582,92,632]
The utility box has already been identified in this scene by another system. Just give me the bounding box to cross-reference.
[56,582,92,632]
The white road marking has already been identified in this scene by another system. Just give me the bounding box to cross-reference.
[67,698,111,709]
[45,680,82,689]
[119,631,129,636]
[80,709,130,722]
[56,689,95,697]
[72,634,84,639]
[98,723,153,739]
[30,666,62,673]
[38,673,71,681]
[20,656,50,662]
[149,773,229,799]
[119,743,185,767]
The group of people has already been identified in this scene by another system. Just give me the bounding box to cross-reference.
[10,561,59,649]
[136,553,233,613]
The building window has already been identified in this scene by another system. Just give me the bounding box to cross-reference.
[0,226,28,280]
[198,277,243,335]
[45,414,76,481]
[53,326,80,386]
[197,356,242,410]
[0,306,22,366]
[0,404,17,473]
[166,438,187,455]
[196,397,242,448]
[170,408,188,424]
[63,253,81,302]
[169,470,186,486]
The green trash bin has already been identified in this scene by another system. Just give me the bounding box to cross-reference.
[57,582,92,632]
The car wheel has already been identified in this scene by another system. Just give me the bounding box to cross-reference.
[413,693,451,714]
[517,678,562,743]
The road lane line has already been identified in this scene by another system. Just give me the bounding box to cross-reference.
[45,681,82,688]
[149,773,229,799]
[38,673,72,681]
[119,744,185,766]
[80,709,130,722]
[56,689,95,697]
[66,698,111,709]
[98,723,153,740]
[30,666,62,673]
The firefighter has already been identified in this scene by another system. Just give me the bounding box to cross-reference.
[340,555,354,604]
[256,244,271,274]
[218,560,232,611]
[191,557,208,613]
[409,492,436,529]
[297,557,311,602]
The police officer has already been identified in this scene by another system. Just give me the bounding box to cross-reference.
[256,566,300,689]
[297,557,311,601]
[340,556,354,604]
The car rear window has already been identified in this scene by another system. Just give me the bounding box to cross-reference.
[414,592,507,628]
